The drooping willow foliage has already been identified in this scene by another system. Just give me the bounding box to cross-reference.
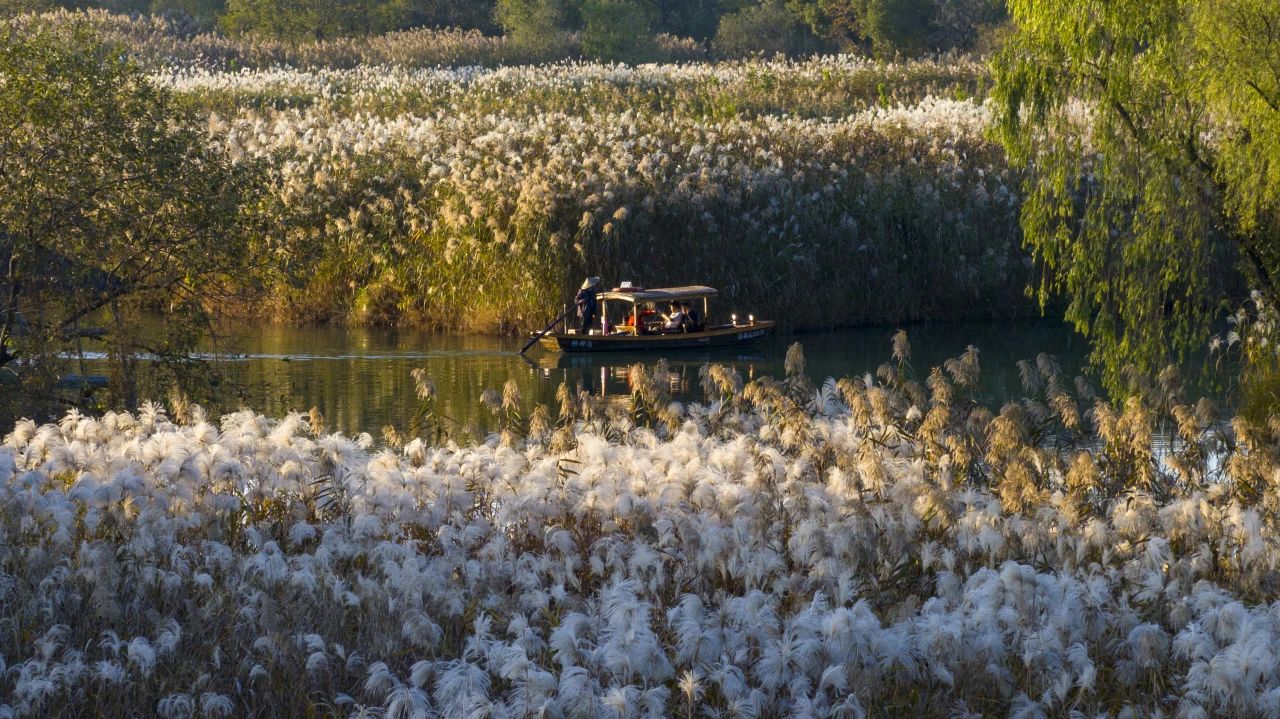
[992,0,1280,390]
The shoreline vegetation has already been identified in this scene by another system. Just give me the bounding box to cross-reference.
[4,342,1278,717]
[23,9,1031,336]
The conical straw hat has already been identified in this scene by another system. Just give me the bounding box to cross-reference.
[581,276,601,290]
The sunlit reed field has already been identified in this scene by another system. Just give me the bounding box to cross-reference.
[7,9,707,70]
[4,341,1278,717]
[151,58,1021,332]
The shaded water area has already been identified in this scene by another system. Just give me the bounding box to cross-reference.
[81,318,1091,437]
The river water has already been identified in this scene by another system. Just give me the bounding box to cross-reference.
[117,318,1089,436]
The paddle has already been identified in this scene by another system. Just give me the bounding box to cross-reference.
[519,307,573,355]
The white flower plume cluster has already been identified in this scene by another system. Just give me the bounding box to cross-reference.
[3,349,1280,717]
[150,55,984,115]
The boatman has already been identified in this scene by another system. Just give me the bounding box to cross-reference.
[575,276,601,333]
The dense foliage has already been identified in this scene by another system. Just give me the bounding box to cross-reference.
[3,0,1007,57]
[992,0,1280,390]
[218,0,413,41]
[0,19,260,410]
[788,0,1006,55]
[713,0,824,59]
[4,340,1279,716]
[2,0,495,35]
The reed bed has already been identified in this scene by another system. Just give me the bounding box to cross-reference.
[6,9,704,70]
[12,10,1016,332]
[159,62,1019,331]
[2,339,1276,717]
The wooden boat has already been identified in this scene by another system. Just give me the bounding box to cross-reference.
[531,285,775,353]
[525,348,766,371]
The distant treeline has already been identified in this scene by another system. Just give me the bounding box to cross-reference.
[2,0,1007,60]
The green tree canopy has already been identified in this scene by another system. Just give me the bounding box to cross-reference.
[149,0,227,33]
[992,0,1280,388]
[0,0,57,14]
[8,0,1002,52]
[0,17,261,407]
[860,0,933,55]
[787,0,862,48]
[787,0,1003,55]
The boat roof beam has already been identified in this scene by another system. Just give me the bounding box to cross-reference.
[597,285,718,303]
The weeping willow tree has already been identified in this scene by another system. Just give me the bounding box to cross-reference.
[992,0,1280,390]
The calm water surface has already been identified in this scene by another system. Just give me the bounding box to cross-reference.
[126,319,1089,436]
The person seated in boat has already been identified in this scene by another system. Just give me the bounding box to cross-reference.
[682,302,703,332]
[575,276,600,333]
[662,302,689,333]
[636,302,660,334]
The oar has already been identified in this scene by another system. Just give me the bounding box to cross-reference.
[519,308,572,355]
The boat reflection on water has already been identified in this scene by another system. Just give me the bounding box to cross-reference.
[525,348,768,401]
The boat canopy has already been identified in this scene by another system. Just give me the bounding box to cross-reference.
[597,285,718,303]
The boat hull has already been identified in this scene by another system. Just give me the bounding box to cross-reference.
[538,321,775,353]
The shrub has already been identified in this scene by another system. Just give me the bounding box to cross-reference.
[861,0,935,56]
[579,0,653,62]
[713,0,821,58]
[928,0,1005,52]
[492,0,572,55]
[0,0,53,16]
[149,0,226,34]
[219,0,410,40]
